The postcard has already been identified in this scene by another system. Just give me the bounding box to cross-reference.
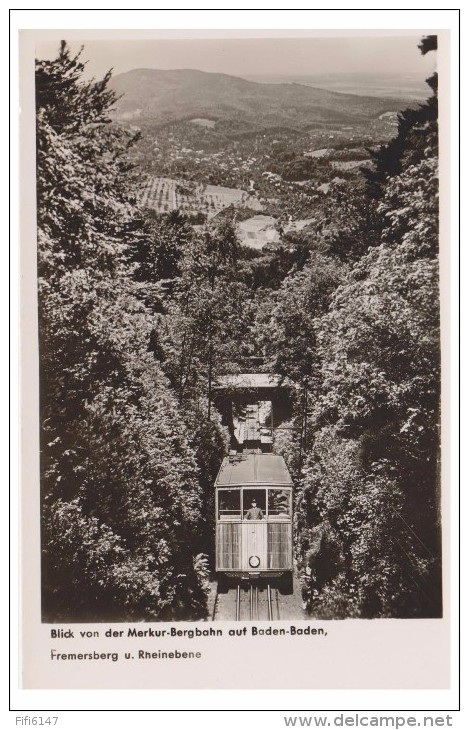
[18,23,454,695]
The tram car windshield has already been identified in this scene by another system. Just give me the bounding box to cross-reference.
[217,488,291,520]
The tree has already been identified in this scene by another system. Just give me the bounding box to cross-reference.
[363,35,438,199]
[296,147,440,618]
[257,250,345,425]
[38,44,209,620]
[288,35,440,617]
[162,220,252,417]
[128,210,193,289]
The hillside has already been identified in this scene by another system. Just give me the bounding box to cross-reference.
[109,68,409,130]
[245,72,432,100]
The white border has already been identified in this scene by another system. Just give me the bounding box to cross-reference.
[9,5,461,721]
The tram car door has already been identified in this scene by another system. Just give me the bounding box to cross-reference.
[242,489,267,571]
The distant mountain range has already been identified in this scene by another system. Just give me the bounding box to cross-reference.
[109,68,414,130]
[243,72,432,101]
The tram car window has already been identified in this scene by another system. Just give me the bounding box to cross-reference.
[268,489,291,519]
[243,490,266,519]
[218,490,241,520]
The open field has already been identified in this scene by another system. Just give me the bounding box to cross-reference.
[331,159,372,170]
[190,117,216,128]
[304,148,333,158]
[139,176,261,218]
[237,215,280,250]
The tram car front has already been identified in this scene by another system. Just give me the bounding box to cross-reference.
[215,452,293,593]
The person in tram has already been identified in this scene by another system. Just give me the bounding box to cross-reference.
[244,499,264,520]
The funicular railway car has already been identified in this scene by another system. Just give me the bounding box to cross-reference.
[215,452,294,593]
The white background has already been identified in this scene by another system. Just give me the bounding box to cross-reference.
[8,4,462,726]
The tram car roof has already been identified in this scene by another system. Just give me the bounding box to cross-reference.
[213,373,296,391]
[216,453,293,487]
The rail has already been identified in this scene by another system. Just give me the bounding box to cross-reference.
[231,582,276,621]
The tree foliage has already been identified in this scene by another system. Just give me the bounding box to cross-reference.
[36,38,441,622]
[161,220,253,411]
[363,43,438,199]
[272,43,441,618]
[261,252,346,384]
[38,44,210,620]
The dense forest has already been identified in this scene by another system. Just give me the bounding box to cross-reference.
[37,38,441,621]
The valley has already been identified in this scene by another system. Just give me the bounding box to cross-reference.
[110,68,414,237]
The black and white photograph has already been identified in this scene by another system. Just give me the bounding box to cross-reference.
[17,16,457,695]
[34,31,441,623]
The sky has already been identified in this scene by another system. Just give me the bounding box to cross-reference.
[34,34,436,82]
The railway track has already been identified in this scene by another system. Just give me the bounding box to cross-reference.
[214,582,281,621]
